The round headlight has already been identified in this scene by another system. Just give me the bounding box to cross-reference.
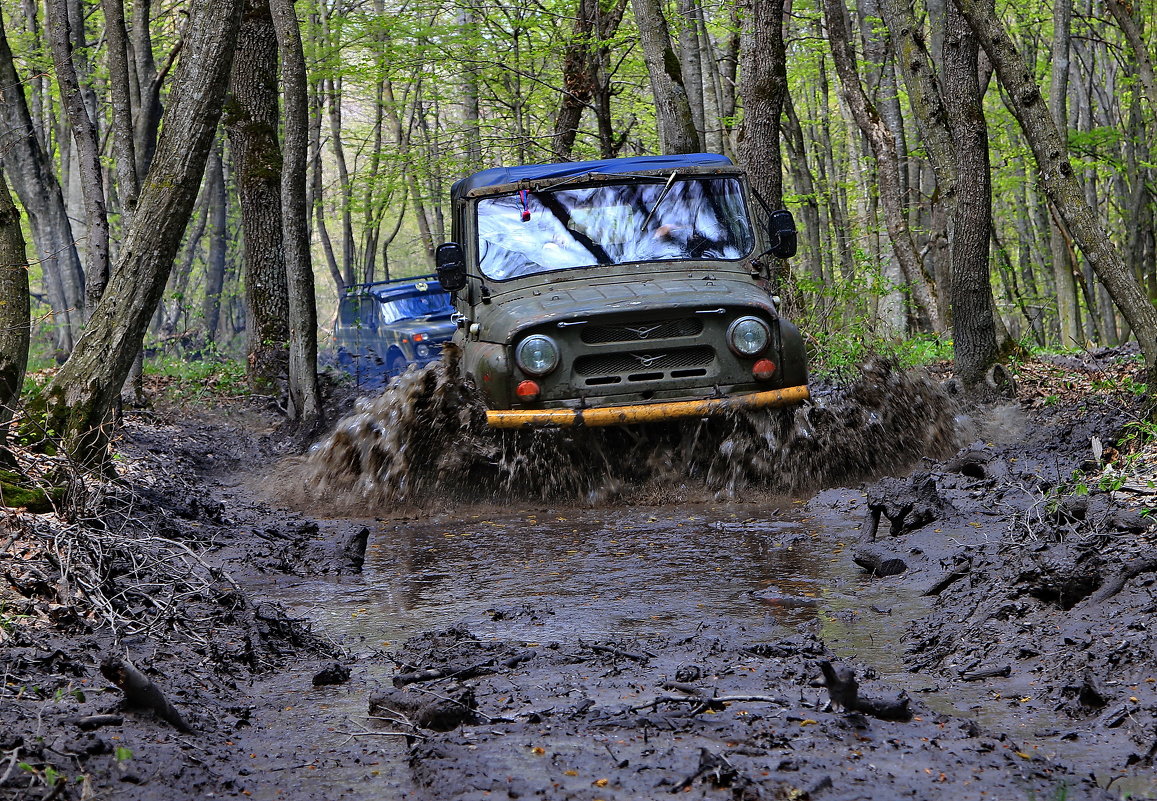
[515,334,560,376]
[727,316,771,357]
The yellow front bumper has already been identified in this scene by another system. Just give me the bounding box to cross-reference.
[485,384,810,429]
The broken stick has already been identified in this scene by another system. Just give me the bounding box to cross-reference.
[100,654,192,733]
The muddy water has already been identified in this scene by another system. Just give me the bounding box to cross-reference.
[262,503,854,646]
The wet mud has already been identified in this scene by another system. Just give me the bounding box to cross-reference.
[3,352,1156,800]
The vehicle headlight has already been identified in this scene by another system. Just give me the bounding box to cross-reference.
[416,344,430,358]
[515,334,560,376]
[727,316,771,357]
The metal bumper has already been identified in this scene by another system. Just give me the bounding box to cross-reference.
[485,385,810,429]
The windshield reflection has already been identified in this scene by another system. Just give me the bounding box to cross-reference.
[476,177,754,281]
[375,292,454,324]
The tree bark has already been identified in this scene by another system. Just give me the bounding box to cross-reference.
[270,0,322,426]
[943,6,998,395]
[1047,0,1080,346]
[202,144,228,342]
[225,0,290,394]
[822,0,943,332]
[0,168,28,447]
[954,0,1157,385]
[630,0,700,154]
[32,0,243,466]
[45,0,110,311]
[738,0,787,211]
[102,0,139,220]
[1105,0,1157,120]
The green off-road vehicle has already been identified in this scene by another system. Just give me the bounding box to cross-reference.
[434,153,809,428]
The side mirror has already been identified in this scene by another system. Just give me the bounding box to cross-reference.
[435,242,467,292]
[767,209,797,259]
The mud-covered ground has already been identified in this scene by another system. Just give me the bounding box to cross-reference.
[1,352,1154,800]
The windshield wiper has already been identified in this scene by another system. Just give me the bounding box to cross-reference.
[639,170,679,232]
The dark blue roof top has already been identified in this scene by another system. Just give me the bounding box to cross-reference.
[345,274,445,300]
[451,153,734,201]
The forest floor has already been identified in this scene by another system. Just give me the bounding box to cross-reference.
[1,350,1155,800]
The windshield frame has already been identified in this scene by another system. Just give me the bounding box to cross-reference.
[472,175,756,283]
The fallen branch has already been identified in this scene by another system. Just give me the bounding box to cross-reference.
[819,660,911,721]
[959,665,1011,682]
[100,653,192,732]
[923,559,971,596]
[584,643,654,663]
[66,714,124,731]
[632,694,787,713]
[852,547,907,577]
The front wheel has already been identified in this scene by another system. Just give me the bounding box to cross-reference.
[388,352,409,379]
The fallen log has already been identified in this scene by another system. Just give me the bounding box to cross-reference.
[100,654,191,733]
[852,547,907,577]
[959,665,1011,682]
[66,714,123,731]
[369,685,476,731]
[923,558,972,596]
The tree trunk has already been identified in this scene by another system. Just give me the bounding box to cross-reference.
[822,0,943,332]
[0,12,84,353]
[1047,0,1080,347]
[45,0,110,311]
[202,144,229,342]
[32,0,243,466]
[102,0,139,220]
[270,0,322,427]
[0,168,29,447]
[630,0,700,154]
[954,0,1157,385]
[677,0,705,139]
[738,0,787,212]
[943,6,998,395]
[1105,0,1157,121]
[225,0,290,394]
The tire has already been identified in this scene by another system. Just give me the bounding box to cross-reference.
[388,352,409,379]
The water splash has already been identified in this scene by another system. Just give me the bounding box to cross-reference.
[301,350,959,508]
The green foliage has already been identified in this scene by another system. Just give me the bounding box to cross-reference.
[114,747,133,763]
[144,354,249,402]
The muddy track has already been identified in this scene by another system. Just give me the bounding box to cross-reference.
[1,356,1155,800]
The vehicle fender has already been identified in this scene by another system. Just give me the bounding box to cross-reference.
[778,319,808,388]
[462,340,511,409]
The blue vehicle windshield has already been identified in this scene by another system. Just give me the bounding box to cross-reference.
[376,291,454,324]
[475,176,754,281]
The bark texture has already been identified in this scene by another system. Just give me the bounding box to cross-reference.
[33,0,244,466]
[226,0,290,393]
[0,169,28,445]
[270,0,322,426]
[737,0,787,210]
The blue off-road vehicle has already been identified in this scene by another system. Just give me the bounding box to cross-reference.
[333,275,456,382]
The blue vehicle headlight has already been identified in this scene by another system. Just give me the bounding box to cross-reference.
[416,344,430,358]
[515,335,560,376]
[727,316,770,357]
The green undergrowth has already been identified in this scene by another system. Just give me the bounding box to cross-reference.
[807,330,954,380]
[145,353,249,402]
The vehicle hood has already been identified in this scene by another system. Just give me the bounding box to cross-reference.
[390,317,457,342]
[476,275,776,344]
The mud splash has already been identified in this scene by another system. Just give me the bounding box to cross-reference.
[301,347,960,508]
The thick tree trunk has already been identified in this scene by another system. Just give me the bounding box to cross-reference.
[822,0,943,332]
[0,13,83,353]
[225,0,290,394]
[737,0,787,211]
[943,7,998,395]
[630,0,700,154]
[270,0,322,427]
[33,0,243,466]
[954,0,1157,385]
[45,0,110,311]
[0,169,29,447]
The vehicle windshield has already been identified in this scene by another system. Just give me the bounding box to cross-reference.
[376,291,454,324]
[475,176,754,281]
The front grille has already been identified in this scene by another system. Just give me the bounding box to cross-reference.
[581,317,702,344]
[574,345,715,384]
